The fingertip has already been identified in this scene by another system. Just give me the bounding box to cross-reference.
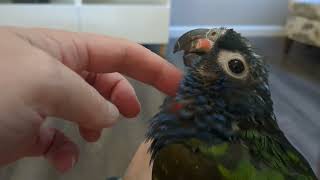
[156,65,183,96]
[51,148,78,173]
[40,129,79,173]
[79,128,102,142]
[125,99,141,118]
[94,73,141,118]
[111,92,141,118]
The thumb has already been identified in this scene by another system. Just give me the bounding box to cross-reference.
[35,59,120,131]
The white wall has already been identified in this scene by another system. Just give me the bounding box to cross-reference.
[171,0,289,26]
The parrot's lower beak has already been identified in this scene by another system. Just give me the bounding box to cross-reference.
[183,53,201,67]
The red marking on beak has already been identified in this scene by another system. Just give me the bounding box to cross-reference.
[190,38,213,53]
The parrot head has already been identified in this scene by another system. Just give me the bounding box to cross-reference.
[174,28,268,90]
[173,28,271,118]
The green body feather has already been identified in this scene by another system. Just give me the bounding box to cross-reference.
[153,134,315,180]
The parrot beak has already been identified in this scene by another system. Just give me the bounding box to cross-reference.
[183,53,201,67]
[189,38,214,53]
[173,28,220,54]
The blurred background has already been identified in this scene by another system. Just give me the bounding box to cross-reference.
[0,0,320,179]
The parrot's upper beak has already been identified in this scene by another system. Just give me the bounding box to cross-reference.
[173,28,227,54]
[173,29,216,53]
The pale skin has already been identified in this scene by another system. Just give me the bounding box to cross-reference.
[0,27,181,178]
[124,141,153,180]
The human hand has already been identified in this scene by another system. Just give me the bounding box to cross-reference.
[0,27,182,173]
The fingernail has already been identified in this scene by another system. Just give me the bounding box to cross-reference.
[71,155,76,168]
[62,155,76,173]
[105,103,120,125]
[55,155,77,173]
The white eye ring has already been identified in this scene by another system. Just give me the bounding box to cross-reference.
[217,50,249,80]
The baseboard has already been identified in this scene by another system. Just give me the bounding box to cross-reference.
[170,25,285,38]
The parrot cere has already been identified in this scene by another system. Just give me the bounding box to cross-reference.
[146,28,317,180]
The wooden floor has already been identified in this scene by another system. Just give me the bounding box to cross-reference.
[1,37,320,179]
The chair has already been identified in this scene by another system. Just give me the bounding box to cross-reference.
[284,0,320,53]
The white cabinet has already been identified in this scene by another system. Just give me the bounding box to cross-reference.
[0,0,170,44]
[80,4,169,43]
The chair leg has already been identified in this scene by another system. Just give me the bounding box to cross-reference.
[284,37,294,54]
[159,44,167,58]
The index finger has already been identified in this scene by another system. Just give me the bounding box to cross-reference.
[84,34,182,96]
[11,28,183,96]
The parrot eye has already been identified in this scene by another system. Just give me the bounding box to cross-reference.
[217,50,249,79]
[228,59,245,74]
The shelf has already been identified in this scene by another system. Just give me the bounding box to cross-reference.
[0,0,171,44]
[80,3,170,44]
[0,4,78,30]
[0,0,74,4]
[82,0,167,5]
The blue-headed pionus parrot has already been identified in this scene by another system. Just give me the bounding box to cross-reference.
[146,28,317,180]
